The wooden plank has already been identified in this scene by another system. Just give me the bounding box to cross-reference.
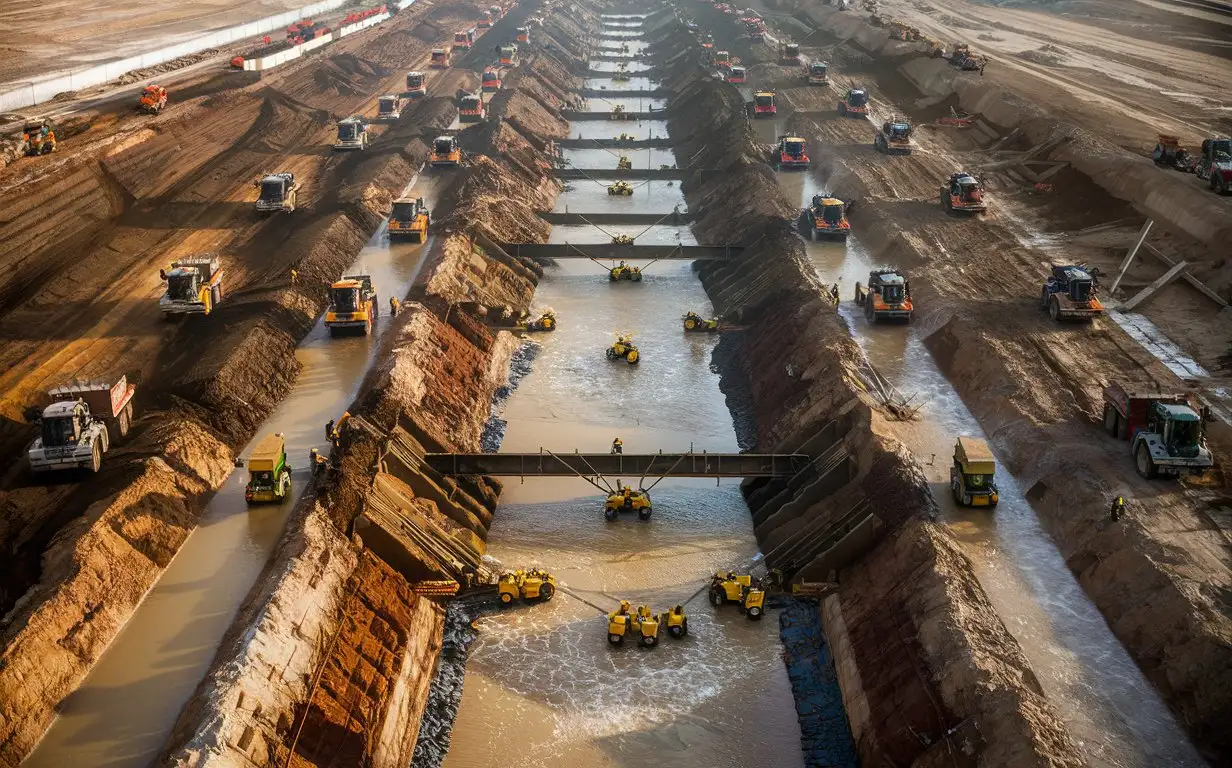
[1120,260,1188,311]
[1142,243,1228,307]
[1110,219,1154,294]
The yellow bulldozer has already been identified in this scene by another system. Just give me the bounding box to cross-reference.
[498,568,557,605]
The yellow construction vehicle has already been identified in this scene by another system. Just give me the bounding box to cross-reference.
[662,605,688,638]
[604,484,652,519]
[708,572,766,620]
[245,433,292,504]
[608,181,634,196]
[607,602,661,646]
[682,311,718,332]
[498,568,557,605]
[325,274,377,336]
[430,135,462,167]
[606,334,640,364]
[950,436,999,508]
[609,261,642,281]
[521,310,556,332]
[611,234,634,244]
[388,196,430,242]
[616,154,633,170]
[21,119,56,156]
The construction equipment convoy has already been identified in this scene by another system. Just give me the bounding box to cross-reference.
[254,172,298,213]
[874,116,913,154]
[21,120,56,156]
[26,377,137,473]
[404,70,427,98]
[941,172,986,213]
[854,269,913,323]
[387,197,430,242]
[325,274,378,336]
[950,437,999,508]
[709,572,766,620]
[376,94,405,121]
[774,136,810,169]
[333,116,370,150]
[605,485,651,519]
[752,91,777,118]
[160,256,225,316]
[137,84,168,115]
[609,261,642,281]
[1103,383,1213,478]
[801,194,851,240]
[498,569,556,604]
[245,433,292,504]
[1041,264,1104,321]
[682,311,718,332]
[430,48,451,68]
[1195,137,1232,195]
[807,61,829,86]
[458,91,486,122]
[430,135,462,167]
[838,86,870,117]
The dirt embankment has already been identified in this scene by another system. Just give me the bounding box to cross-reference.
[0,4,492,764]
[746,6,1232,760]
[654,31,1085,766]
[161,35,573,768]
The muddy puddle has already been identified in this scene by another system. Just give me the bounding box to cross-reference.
[554,177,684,214]
[776,167,1205,768]
[22,173,447,768]
[443,91,804,763]
[561,147,677,169]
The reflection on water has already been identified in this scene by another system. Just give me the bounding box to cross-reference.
[22,174,446,768]
[783,169,1205,768]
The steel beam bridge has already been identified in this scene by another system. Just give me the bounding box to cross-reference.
[424,452,808,478]
[499,243,741,260]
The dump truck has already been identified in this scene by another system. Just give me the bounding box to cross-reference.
[779,42,800,63]
[727,65,746,84]
[458,91,485,122]
[477,10,492,28]
[874,116,913,154]
[481,68,501,92]
[138,84,168,115]
[388,196,430,242]
[430,47,451,68]
[941,172,986,213]
[1041,264,1103,321]
[950,437,999,508]
[254,172,298,213]
[430,135,461,166]
[774,136,810,169]
[404,70,427,98]
[752,91,777,118]
[21,119,56,156]
[837,86,870,117]
[453,27,476,51]
[376,94,405,121]
[245,433,292,504]
[807,61,829,86]
[160,256,224,316]
[1103,383,1213,478]
[713,50,732,69]
[801,194,850,239]
[1195,137,1232,195]
[27,376,137,473]
[1152,134,1195,172]
[499,44,518,67]
[333,116,370,150]
[854,269,913,322]
[325,275,377,336]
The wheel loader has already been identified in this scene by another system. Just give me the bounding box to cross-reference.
[682,311,718,332]
[1041,264,1103,321]
[498,569,556,605]
[727,65,746,84]
[430,135,462,167]
[949,436,999,508]
[404,70,427,98]
[607,602,661,646]
[604,485,651,518]
[245,433,292,504]
[254,172,298,213]
[774,136,810,169]
[941,172,986,213]
[430,48,452,68]
[752,91,777,118]
[325,274,377,336]
[376,94,406,121]
[712,50,731,69]
[499,44,518,68]
[837,86,870,117]
[160,256,224,316]
[801,194,851,240]
[779,42,800,64]
[481,68,501,93]
[388,197,430,242]
[806,61,829,86]
[516,26,530,44]
[854,269,912,323]
[333,116,370,151]
[458,91,485,122]
[137,84,168,115]
[708,572,766,620]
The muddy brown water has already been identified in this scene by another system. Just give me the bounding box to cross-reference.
[442,123,805,764]
[770,142,1205,767]
[22,174,446,768]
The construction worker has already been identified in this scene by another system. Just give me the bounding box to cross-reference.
[1110,494,1126,522]
[325,419,335,442]
[612,437,623,454]
[389,296,400,316]
[309,448,328,477]
[290,267,298,285]
[830,283,840,303]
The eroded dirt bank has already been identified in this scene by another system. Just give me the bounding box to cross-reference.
[0,3,504,764]
[161,42,573,766]
[654,37,1085,767]
[727,5,1232,760]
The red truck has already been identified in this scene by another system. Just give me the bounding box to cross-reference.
[1102,382,1213,478]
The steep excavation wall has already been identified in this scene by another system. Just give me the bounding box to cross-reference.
[656,39,1085,768]
[162,48,571,768]
[0,6,489,763]
[761,7,1232,761]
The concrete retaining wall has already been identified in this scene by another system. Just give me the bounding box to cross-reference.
[243,32,336,72]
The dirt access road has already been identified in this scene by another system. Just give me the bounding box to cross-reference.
[0,0,317,85]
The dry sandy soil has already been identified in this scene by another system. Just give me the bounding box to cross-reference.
[0,0,324,84]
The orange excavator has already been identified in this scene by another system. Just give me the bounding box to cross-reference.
[138,84,168,114]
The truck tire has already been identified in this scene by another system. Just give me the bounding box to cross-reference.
[119,404,131,437]
[539,583,555,601]
[1102,404,1119,436]
[746,605,763,620]
[90,443,102,473]
[1135,443,1157,479]
[1048,296,1061,322]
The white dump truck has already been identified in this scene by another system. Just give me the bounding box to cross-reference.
[27,377,137,473]
[160,256,224,316]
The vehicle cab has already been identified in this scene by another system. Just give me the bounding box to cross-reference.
[405,71,426,97]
